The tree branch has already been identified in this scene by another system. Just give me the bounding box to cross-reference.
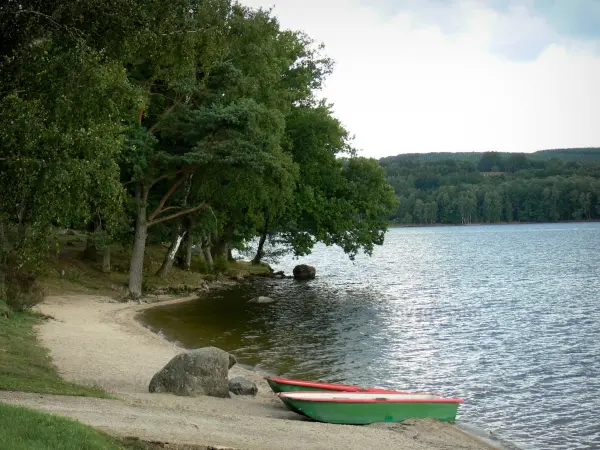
[153,206,183,216]
[148,175,187,222]
[148,100,181,133]
[149,204,208,227]
[162,28,208,36]
[15,9,65,31]
[148,173,172,187]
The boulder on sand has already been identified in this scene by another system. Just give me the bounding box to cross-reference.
[293,264,316,280]
[247,296,276,304]
[149,347,236,398]
[229,376,258,396]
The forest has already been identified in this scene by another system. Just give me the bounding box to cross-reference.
[0,0,397,300]
[381,151,600,225]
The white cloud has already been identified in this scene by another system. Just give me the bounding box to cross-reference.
[241,0,600,157]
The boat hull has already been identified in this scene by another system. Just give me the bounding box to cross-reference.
[278,393,462,425]
[267,378,401,416]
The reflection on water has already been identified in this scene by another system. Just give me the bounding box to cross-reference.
[141,223,600,450]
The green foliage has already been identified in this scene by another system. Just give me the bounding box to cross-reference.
[271,103,396,259]
[384,152,600,224]
[2,269,44,312]
[0,299,11,318]
[0,403,125,450]
[0,26,142,270]
[212,256,229,273]
[380,148,600,164]
[1,0,398,286]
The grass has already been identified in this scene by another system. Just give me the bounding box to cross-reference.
[0,403,127,450]
[40,231,271,297]
[1,231,270,397]
[0,231,271,449]
[0,304,110,397]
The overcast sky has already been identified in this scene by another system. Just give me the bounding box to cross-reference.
[241,0,600,158]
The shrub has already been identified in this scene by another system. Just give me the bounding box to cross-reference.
[212,256,228,274]
[2,268,44,312]
[0,299,11,318]
[192,258,210,274]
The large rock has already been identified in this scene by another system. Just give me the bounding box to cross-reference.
[247,296,276,304]
[229,376,258,396]
[293,264,316,280]
[149,347,237,398]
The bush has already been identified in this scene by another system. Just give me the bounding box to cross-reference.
[192,258,210,274]
[212,256,228,274]
[0,299,11,318]
[2,268,44,312]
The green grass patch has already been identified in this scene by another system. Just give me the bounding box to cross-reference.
[0,310,110,397]
[0,403,127,450]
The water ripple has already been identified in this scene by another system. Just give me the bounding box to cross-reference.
[142,223,600,450]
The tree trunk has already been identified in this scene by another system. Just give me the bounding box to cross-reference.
[156,175,194,278]
[184,220,194,271]
[211,241,223,260]
[102,245,111,273]
[252,211,270,265]
[201,233,213,270]
[156,224,186,278]
[221,243,229,260]
[252,232,268,265]
[128,183,148,299]
[83,234,97,260]
[0,219,8,258]
[203,245,213,270]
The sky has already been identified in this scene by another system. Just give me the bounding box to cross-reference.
[241,0,600,158]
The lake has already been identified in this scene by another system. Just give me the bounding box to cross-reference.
[141,223,600,449]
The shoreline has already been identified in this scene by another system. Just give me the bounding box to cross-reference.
[389,219,600,228]
[135,294,509,450]
[0,293,500,449]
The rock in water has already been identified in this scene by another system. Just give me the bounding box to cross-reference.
[229,376,258,396]
[149,347,237,398]
[293,264,316,280]
[247,296,276,304]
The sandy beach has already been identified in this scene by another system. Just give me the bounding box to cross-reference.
[0,294,498,449]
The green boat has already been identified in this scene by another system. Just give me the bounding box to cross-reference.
[277,392,463,424]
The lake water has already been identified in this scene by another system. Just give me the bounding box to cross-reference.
[141,223,600,449]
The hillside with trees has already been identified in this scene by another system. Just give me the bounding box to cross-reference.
[380,147,600,163]
[381,151,600,225]
[0,0,397,302]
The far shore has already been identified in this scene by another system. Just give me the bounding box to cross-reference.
[0,293,500,450]
[389,219,600,228]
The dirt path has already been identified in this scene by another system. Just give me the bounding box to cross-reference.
[0,295,496,450]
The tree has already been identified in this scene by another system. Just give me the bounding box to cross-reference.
[477,152,504,172]
[261,103,397,260]
[118,0,239,296]
[0,31,140,271]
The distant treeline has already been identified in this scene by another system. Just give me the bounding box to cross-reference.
[381,150,600,225]
[380,147,600,164]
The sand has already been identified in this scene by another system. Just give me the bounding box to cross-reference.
[0,294,498,450]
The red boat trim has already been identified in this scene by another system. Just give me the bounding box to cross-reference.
[266,377,440,395]
[267,377,362,392]
[278,393,464,404]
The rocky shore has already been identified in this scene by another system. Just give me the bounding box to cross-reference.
[0,293,499,449]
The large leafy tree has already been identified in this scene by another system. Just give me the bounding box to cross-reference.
[254,102,398,261]
[120,3,324,295]
[143,6,335,280]
[0,2,142,270]
[1,0,400,297]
